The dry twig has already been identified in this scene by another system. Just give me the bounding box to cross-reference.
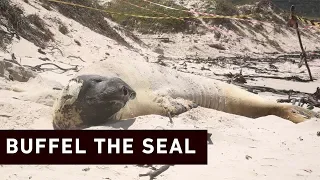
[67,55,85,62]
[23,62,78,72]
[139,165,173,180]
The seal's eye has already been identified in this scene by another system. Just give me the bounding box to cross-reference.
[93,79,102,83]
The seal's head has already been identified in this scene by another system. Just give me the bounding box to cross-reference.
[52,75,136,130]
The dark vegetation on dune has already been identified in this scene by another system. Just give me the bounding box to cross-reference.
[103,0,201,34]
[0,0,142,50]
[103,0,275,34]
[0,0,318,51]
[41,0,133,48]
[231,0,320,19]
[104,0,318,36]
[273,0,320,19]
[0,0,54,50]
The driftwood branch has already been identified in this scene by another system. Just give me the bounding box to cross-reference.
[47,45,64,56]
[218,72,313,83]
[0,114,12,118]
[23,63,78,72]
[277,87,320,109]
[231,82,310,96]
[288,5,313,81]
[226,70,247,84]
[67,55,85,62]
[3,58,21,67]
[39,57,50,61]
[10,53,21,66]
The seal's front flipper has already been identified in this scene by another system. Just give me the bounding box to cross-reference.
[154,96,199,117]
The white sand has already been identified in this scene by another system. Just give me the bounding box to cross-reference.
[0,0,320,179]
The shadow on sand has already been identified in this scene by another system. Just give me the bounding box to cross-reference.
[102,118,137,130]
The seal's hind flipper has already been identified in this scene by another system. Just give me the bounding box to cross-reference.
[279,105,320,123]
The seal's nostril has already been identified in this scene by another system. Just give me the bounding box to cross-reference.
[130,92,136,99]
[122,86,128,96]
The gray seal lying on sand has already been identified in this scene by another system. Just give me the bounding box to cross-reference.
[52,59,318,129]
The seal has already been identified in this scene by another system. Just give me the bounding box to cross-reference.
[52,59,319,130]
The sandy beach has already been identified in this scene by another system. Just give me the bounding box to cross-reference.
[0,0,320,179]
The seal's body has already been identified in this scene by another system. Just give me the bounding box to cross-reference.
[52,59,318,129]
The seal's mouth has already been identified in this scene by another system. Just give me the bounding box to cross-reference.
[109,100,126,108]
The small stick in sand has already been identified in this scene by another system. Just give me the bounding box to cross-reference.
[167,112,173,124]
[139,165,173,179]
[207,132,213,144]
[67,55,86,62]
[288,5,313,81]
